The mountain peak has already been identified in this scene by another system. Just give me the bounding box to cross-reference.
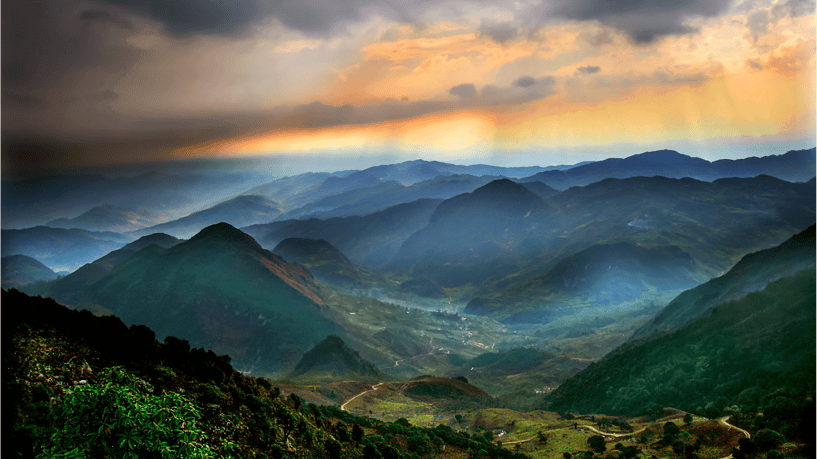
[188,222,262,249]
[289,335,384,382]
[627,149,705,165]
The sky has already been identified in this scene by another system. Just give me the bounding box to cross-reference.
[2,0,815,176]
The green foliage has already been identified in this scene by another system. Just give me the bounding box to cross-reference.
[38,366,215,459]
[683,413,693,425]
[588,435,606,454]
[546,271,816,417]
[754,429,784,452]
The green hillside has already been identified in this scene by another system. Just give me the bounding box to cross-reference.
[3,289,530,459]
[545,269,815,431]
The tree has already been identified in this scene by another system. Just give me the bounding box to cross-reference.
[683,413,693,425]
[588,435,606,454]
[325,439,342,459]
[289,393,302,410]
[537,430,548,445]
[754,429,784,452]
[352,423,365,443]
[455,414,464,424]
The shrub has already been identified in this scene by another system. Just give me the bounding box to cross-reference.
[38,366,215,459]
[754,429,785,452]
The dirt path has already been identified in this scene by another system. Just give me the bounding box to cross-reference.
[392,338,435,368]
[580,424,648,438]
[340,382,384,411]
[717,416,752,459]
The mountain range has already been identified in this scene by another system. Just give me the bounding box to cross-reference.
[522,148,816,190]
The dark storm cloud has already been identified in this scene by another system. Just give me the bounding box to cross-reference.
[79,9,133,29]
[536,0,735,43]
[96,0,260,36]
[96,0,403,37]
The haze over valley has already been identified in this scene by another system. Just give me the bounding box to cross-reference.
[3,147,815,458]
[3,0,815,456]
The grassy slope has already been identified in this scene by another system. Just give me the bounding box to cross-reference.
[546,270,816,419]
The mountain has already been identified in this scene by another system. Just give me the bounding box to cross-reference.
[31,233,182,304]
[466,243,701,323]
[2,170,269,230]
[1,255,59,288]
[1,226,131,272]
[43,223,338,375]
[390,179,554,286]
[521,148,816,190]
[288,335,386,382]
[631,224,816,340]
[518,180,559,199]
[545,268,815,417]
[130,195,283,239]
[244,198,441,268]
[244,159,581,215]
[327,159,551,185]
[281,181,407,220]
[46,204,158,233]
[272,238,365,286]
[282,174,502,221]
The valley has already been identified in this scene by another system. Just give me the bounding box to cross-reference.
[2,149,815,459]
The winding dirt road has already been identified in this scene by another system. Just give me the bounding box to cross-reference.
[717,416,751,459]
[340,382,384,411]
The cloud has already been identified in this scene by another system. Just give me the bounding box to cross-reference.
[512,76,537,88]
[79,10,133,29]
[580,29,616,46]
[577,65,601,74]
[450,83,478,99]
[478,20,519,44]
[96,0,260,36]
[531,0,735,43]
[448,76,557,107]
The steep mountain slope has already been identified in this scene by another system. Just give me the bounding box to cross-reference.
[545,268,815,416]
[632,224,815,339]
[272,238,366,286]
[1,226,131,272]
[32,233,182,304]
[391,179,554,286]
[46,204,157,232]
[282,181,407,220]
[521,148,816,190]
[466,243,700,322]
[130,195,283,238]
[1,255,59,288]
[288,335,386,382]
[52,223,338,374]
[245,198,441,267]
[242,171,333,209]
[445,175,813,313]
